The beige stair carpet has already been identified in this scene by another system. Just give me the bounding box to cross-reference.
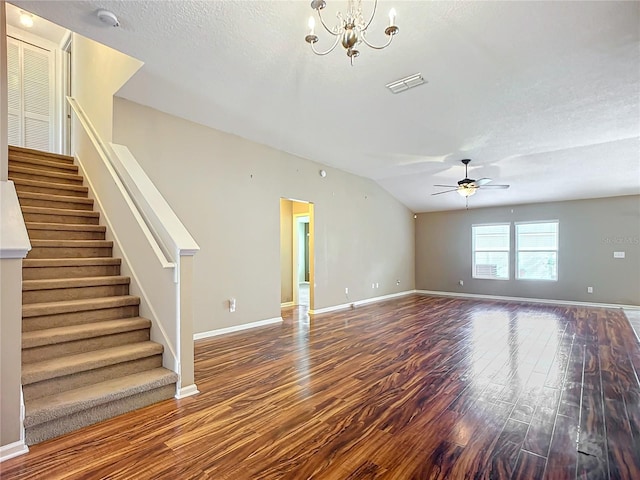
[8,145,178,445]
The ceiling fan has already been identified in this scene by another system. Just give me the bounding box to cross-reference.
[432,159,510,198]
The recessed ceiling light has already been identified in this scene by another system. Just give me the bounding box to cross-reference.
[386,73,426,94]
[19,12,34,28]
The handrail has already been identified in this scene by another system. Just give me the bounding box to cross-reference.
[67,97,199,275]
[67,95,200,394]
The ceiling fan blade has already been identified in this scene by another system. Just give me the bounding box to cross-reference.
[433,184,458,188]
[431,189,459,196]
[475,178,493,186]
[478,184,510,189]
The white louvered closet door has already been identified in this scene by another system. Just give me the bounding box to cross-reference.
[7,37,55,152]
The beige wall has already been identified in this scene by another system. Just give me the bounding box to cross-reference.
[280,199,293,304]
[416,195,640,305]
[0,258,23,447]
[1,1,8,181]
[112,97,415,333]
[71,33,142,142]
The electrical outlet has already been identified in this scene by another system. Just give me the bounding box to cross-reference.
[459,280,464,286]
[345,287,349,295]
[587,287,593,294]
[396,280,400,285]
[229,298,236,312]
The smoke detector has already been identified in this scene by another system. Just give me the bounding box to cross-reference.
[97,9,120,27]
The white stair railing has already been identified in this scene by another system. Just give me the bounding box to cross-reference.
[68,97,200,398]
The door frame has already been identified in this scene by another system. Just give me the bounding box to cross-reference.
[292,213,309,306]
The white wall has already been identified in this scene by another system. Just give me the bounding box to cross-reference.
[113,97,415,334]
[71,33,142,142]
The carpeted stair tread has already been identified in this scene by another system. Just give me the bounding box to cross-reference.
[22,295,140,318]
[9,164,84,184]
[24,367,178,428]
[23,258,121,268]
[9,145,75,164]
[8,155,79,173]
[21,206,99,218]
[17,191,93,209]
[11,177,89,194]
[26,222,106,233]
[30,239,113,248]
[22,317,151,349]
[22,341,163,385]
[23,275,130,292]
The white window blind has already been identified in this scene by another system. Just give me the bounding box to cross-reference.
[7,37,54,151]
[516,221,559,281]
[472,224,510,280]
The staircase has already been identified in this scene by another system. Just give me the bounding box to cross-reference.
[8,145,178,446]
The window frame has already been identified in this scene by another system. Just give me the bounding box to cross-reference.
[515,220,559,282]
[471,223,511,281]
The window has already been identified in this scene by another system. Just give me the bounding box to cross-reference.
[516,221,559,281]
[472,224,510,280]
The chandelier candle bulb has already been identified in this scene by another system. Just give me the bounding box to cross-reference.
[389,8,396,27]
[308,16,315,35]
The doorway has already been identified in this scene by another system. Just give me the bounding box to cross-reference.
[280,199,314,310]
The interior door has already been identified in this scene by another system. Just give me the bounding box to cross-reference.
[7,37,55,152]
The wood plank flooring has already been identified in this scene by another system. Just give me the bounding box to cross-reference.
[2,295,639,479]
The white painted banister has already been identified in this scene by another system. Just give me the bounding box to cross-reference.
[67,97,178,271]
[67,96,199,398]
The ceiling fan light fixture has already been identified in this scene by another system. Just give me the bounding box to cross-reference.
[457,186,477,197]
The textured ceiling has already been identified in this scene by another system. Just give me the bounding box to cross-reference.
[8,0,640,212]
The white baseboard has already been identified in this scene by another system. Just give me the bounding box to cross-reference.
[416,290,640,310]
[0,440,28,463]
[310,290,416,315]
[176,384,199,399]
[280,301,294,308]
[194,317,283,340]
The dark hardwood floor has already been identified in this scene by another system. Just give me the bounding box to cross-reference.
[2,295,639,479]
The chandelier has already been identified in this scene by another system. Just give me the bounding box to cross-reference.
[304,0,399,65]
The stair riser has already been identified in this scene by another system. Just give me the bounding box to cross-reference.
[18,196,94,211]
[23,305,139,332]
[23,330,150,364]
[22,212,100,225]
[27,246,113,259]
[25,384,175,445]
[23,284,130,304]
[9,158,78,174]
[9,150,75,165]
[9,170,83,186]
[15,183,88,198]
[23,355,163,401]
[27,229,106,240]
[22,264,121,280]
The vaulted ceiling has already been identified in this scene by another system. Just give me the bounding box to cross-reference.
[8,1,640,212]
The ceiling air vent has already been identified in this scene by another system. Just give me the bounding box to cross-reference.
[385,73,425,94]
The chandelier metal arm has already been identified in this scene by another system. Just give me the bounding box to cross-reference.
[317,8,341,36]
[361,0,378,32]
[309,35,342,56]
[360,31,395,50]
